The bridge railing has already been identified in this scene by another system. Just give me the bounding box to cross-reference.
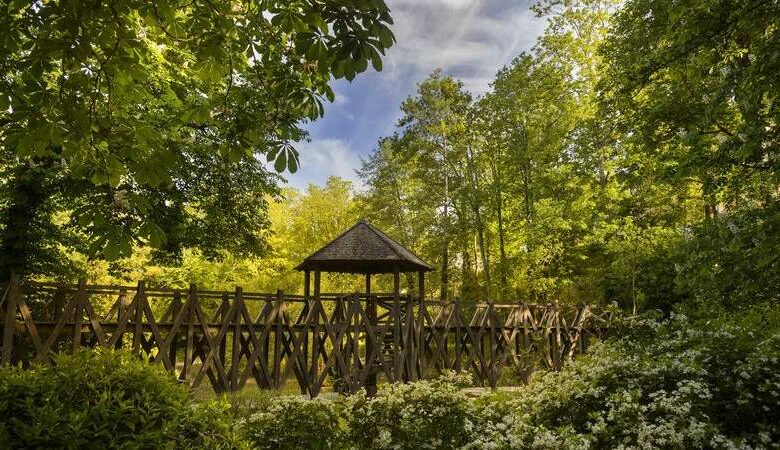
[0,276,608,396]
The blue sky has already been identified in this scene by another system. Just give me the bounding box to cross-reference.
[278,0,547,190]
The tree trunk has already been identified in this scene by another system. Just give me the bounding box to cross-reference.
[464,129,490,298]
[0,161,53,278]
[440,151,450,302]
[496,189,508,299]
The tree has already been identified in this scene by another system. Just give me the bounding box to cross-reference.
[0,0,395,277]
[388,71,472,300]
[600,0,780,307]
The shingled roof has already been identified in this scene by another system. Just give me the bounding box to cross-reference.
[295,220,434,274]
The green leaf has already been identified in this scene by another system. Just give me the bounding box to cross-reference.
[274,149,287,172]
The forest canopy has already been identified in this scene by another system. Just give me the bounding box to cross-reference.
[357,0,780,311]
[0,0,395,277]
[2,0,779,315]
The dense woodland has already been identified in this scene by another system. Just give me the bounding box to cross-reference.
[1,0,780,448]
[4,0,777,315]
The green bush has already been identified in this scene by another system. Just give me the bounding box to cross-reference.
[240,396,342,449]
[480,312,780,449]
[0,349,238,449]
[234,312,779,449]
[341,372,475,449]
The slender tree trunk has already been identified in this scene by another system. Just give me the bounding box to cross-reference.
[523,161,532,221]
[473,206,490,297]
[464,128,490,298]
[487,153,508,300]
[496,190,508,299]
[390,167,416,289]
[440,148,450,302]
[461,237,471,299]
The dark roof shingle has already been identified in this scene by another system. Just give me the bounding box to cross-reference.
[294,220,433,274]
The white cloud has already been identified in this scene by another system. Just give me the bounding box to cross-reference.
[290,1,548,191]
[277,139,364,191]
[382,0,546,94]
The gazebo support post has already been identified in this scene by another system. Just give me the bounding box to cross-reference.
[417,271,425,380]
[311,270,321,396]
[365,273,377,395]
[393,265,404,381]
[301,271,311,395]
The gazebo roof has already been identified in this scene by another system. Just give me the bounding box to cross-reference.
[295,220,434,274]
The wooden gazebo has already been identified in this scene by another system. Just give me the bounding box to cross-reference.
[295,219,433,393]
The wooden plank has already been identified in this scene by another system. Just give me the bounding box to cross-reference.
[313,300,354,392]
[219,294,229,366]
[192,295,236,390]
[131,282,146,352]
[81,295,106,347]
[273,290,284,388]
[311,271,321,395]
[17,293,43,354]
[237,299,275,390]
[141,295,174,371]
[392,266,401,381]
[2,275,20,364]
[72,279,86,352]
[36,295,78,362]
[240,298,275,389]
[169,291,182,369]
[182,284,196,381]
[230,287,243,391]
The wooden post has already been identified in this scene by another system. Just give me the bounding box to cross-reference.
[365,273,377,395]
[2,274,20,365]
[169,290,182,367]
[300,271,310,395]
[488,300,497,388]
[53,287,65,321]
[131,281,145,352]
[417,271,425,379]
[73,279,86,352]
[393,265,401,381]
[181,284,196,382]
[454,298,462,372]
[230,287,243,391]
[311,271,321,395]
[219,293,229,366]
[273,289,284,389]
[405,291,415,381]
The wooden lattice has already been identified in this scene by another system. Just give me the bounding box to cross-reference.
[0,276,607,396]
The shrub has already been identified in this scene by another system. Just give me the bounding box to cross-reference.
[495,312,780,449]
[234,311,780,449]
[0,349,238,449]
[240,396,342,449]
[342,372,475,449]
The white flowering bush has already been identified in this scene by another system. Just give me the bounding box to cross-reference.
[488,312,780,449]
[234,310,780,450]
[240,396,342,449]
[341,372,475,449]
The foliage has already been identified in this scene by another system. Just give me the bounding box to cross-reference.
[53,176,367,294]
[675,205,780,309]
[462,310,780,449]
[357,0,780,313]
[0,349,238,449]
[240,397,342,450]
[229,308,780,449]
[0,0,394,277]
[341,372,475,449]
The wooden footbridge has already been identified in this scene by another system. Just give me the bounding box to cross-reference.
[0,221,606,396]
